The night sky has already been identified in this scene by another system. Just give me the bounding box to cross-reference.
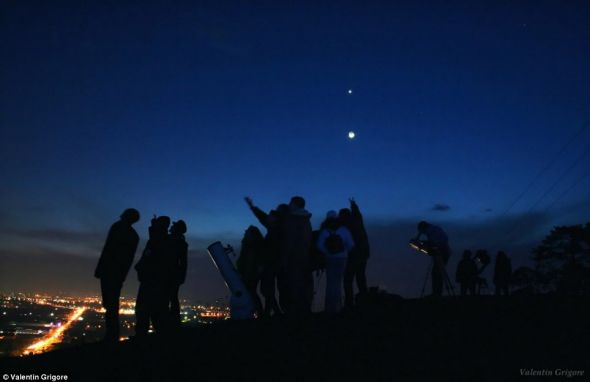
[1,1,590,303]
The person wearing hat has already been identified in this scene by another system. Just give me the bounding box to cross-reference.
[94,208,140,342]
[168,219,188,328]
[316,210,355,313]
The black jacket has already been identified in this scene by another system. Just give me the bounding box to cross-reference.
[94,220,139,282]
[251,206,283,269]
[135,233,171,285]
[169,235,188,285]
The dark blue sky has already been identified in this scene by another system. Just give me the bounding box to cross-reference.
[1,1,589,301]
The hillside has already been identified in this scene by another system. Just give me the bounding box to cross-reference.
[1,296,588,381]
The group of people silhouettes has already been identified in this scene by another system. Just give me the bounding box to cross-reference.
[94,202,514,342]
[412,221,513,298]
[239,196,370,316]
[94,198,371,342]
[456,249,512,296]
[94,209,188,342]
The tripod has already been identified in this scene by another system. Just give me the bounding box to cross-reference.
[420,255,456,297]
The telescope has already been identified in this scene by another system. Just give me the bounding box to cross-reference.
[207,241,255,320]
[411,238,456,297]
[409,239,432,255]
[474,250,491,266]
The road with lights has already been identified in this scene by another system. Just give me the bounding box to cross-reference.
[23,307,86,355]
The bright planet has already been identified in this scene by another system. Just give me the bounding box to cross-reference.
[348,131,356,139]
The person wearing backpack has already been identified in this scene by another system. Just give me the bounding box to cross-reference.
[316,211,354,313]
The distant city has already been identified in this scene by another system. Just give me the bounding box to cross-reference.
[0,293,229,358]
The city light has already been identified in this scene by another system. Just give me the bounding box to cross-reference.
[0,293,229,358]
[23,307,86,355]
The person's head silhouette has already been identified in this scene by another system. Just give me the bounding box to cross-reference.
[244,225,263,242]
[324,210,340,230]
[171,220,187,235]
[289,196,305,210]
[417,221,430,234]
[277,203,290,215]
[120,208,140,225]
[150,215,171,237]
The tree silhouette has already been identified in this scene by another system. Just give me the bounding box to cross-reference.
[532,222,590,295]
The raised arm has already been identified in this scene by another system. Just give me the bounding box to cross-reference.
[245,197,270,229]
[350,198,362,218]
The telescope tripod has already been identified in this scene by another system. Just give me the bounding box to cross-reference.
[420,255,456,298]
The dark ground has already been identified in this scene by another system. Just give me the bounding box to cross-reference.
[1,296,588,381]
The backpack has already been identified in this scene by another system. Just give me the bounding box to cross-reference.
[310,230,326,271]
[325,230,345,255]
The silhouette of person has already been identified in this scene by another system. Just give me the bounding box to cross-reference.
[94,208,140,342]
[456,250,477,296]
[317,211,354,313]
[134,215,171,337]
[168,220,188,328]
[339,198,370,308]
[272,204,290,314]
[416,221,451,297]
[236,225,265,316]
[244,197,285,316]
[280,196,313,315]
[493,251,512,296]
